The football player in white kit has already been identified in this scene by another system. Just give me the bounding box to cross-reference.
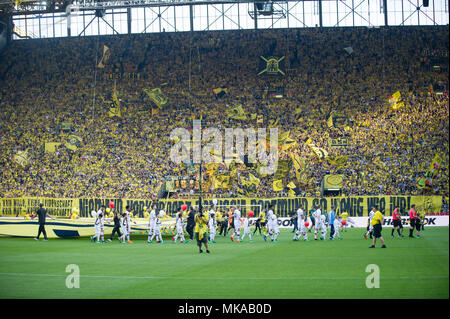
[365,207,376,239]
[119,211,128,244]
[149,210,165,243]
[240,212,253,242]
[264,205,275,242]
[125,206,134,243]
[293,206,309,241]
[332,216,343,240]
[313,205,322,240]
[91,205,106,243]
[320,214,328,240]
[208,205,217,243]
[272,213,280,242]
[147,204,157,243]
[172,208,187,244]
[231,206,241,242]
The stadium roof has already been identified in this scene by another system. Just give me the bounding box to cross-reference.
[1,0,333,16]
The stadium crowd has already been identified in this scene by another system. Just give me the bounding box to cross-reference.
[0,26,448,202]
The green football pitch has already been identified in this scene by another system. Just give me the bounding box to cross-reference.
[0,227,448,299]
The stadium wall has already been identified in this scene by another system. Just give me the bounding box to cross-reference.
[0,195,443,218]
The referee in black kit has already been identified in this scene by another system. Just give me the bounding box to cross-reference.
[108,208,122,242]
[33,203,55,241]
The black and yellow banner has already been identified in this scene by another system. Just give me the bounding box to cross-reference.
[0,196,442,218]
[258,56,285,76]
[143,88,169,109]
[213,87,228,98]
[65,135,82,152]
[13,150,30,167]
[323,175,344,190]
[329,137,349,147]
[305,138,328,159]
[226,104,247,120]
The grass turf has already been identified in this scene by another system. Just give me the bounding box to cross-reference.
[0,227,448,299]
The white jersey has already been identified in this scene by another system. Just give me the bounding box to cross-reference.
[208,218,216,231]
[273,215,279,232]
[314,209,322,227]
[334,218,341,229]
[242,218,249,230]
[176,213,183,233]
[266,210,274,228]
[95,210,104,229]
[120,214,128,234]
[369,211,375,222]
[234,210,241,229]
[152,216,161,235]
[125,210,131,230]
[297,208,305,226]
[176,213,183,228]
[149,210,156,229]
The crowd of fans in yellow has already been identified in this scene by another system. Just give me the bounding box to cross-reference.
[0,26,448,201]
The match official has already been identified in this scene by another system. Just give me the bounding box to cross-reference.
[369,206,386,248]
[108,208,122,242]
[33,203,55,241]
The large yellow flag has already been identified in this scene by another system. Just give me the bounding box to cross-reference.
[212,174,230,189]
[248,173,261,187]
[327,156,348,168]
[65,135,82,152]
[97,45,111,68]
[388,91,405,110]
[327,113,333,128]
[281,137,297,152]
[226,104,247,120]
[109,107,121,118]
[286,181,296,189]
[273,179,284,192]
[305,138,328,159]
[143,88,169,108]
[44,142,61,153]
[14,150,30,167]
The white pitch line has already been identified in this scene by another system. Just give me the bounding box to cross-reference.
[0,273,448,281]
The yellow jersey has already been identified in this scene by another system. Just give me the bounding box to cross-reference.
[260,211,266,222]
[341,212,349,220]
[371,211,384,226]
[194,213,209,240]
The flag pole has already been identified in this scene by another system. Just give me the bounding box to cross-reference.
[92,38,99,119]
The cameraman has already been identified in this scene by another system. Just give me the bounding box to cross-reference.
[194,208,210,254]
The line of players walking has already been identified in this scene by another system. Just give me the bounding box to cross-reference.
[89,203,349,244]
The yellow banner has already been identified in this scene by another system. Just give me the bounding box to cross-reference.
[13,150,30,167]
[273,180,283,192]
[97,45,111,69]
[305,138,329,159]
[143,88,169,108]
[44,142,61,153]
[0,196,442,218]
[65,135,82,152]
